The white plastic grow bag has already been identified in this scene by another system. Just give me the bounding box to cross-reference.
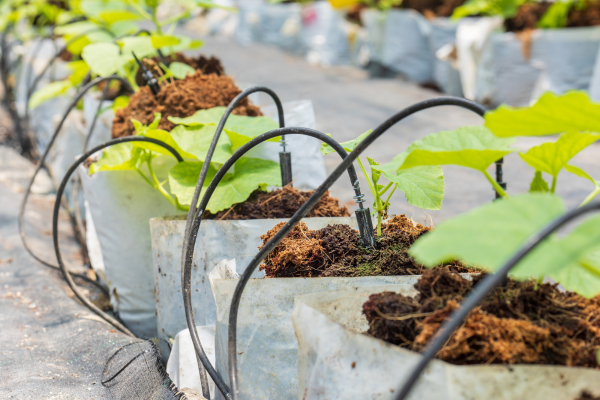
[429,18,462,97]
[208,259,426,400]
[293,284,600,400]
[82,93,114,149]
[79,157,184,338]
[301,2,351,66]
[362,9,434,83]
[150,216,358,347]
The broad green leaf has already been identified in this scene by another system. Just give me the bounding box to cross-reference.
[537,1,572,29]
[519,131,600,177]
[383,166,445,210]
[54,20,98,36]
[89,144,142,174]
[367,157,381,184]
[151,35,180,48]
[29,80,72,109]
[169,157,282,212]
[137,129,198,160]
[170,125,233,165]
[169,107,279,148]
[67,60,90,86]
[485,91,600,137]
[98,10,141,24]
[112,95,130,112]
[82,42,123,77]
[377,126,515,173]
[168,62,196,80]
[194,0,237,11]
[118,36,156,61]
[320,130,372,155]
[529,171,549,193]
[565,164,600,190]
[161,35,203,55]
[410,193,566,278]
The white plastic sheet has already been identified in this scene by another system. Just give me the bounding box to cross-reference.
[301,2,350,66]
[429,18,462,97]
[209,259,424,400]
[293,284,600,400]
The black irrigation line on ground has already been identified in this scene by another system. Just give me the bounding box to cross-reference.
[180,96,495,400]
[52,135,184,337]
[393,201,600,400]
[18,76,133,294]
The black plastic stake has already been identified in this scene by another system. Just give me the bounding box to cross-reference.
[495,158,507,199]
[279,136,293,186]
[132,52,160,95]
[352,179,376,248]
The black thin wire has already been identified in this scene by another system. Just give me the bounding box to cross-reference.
[180,86,286,399]
[394,201,600,399]
[19,76,133,294]
[219,97,489,400]
[53,136,184,336]
[183,127,362,400]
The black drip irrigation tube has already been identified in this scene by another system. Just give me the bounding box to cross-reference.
[181,96,500,400]
[18,75,133,294]
[52,136,184,337]
[393,201,600,400]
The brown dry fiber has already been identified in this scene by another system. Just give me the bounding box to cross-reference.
[112,70,262,138]
[505,1,600,32]
[346,0,465,24]
[364,269,600,368]
[205,186,350,220]
[259,215,473,278]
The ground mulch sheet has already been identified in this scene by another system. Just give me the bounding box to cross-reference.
[205,186,350,220]
[364,269,600,368]
[112,70,262,138]
[259,215,473,278]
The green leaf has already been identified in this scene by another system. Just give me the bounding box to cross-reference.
[112,95,130,112]
[89,143,142,174]
[485,91,600,137]
[537,1,572,29]
[377,126,515,174]
[67,60,90,86]
[118,36,156,61]
[383,166,445,210]
[161,35,203,55]
[81,42,123,77]
[409,193,566,278]
[170,125,233,165]
[29,80,72,109]
[519,131,600,178]
[169,157,282,212]
[167,61,196,79]
[137,128,198,160]
[529,171,549,193]
[367,157,381,184]
[565,164,600,190]
[97,10,141,24]
[151,35,180,48]
[169,107,279,148]
[320,130,372,155]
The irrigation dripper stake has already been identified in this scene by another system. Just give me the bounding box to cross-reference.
[132,52,160,95]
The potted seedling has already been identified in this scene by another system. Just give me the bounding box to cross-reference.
[293,90,600,399]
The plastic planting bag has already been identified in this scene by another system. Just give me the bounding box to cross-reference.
[301,1,351,66]
[209,259,424,400]
[429,18,463,97]
[293,284,600,400]
[362,9,434,83]
[151,216,357,348]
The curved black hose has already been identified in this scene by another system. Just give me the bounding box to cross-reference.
[394,201,600,399]
[183,127,362,400]
[19,76,133,293]
[221,97,489,400]
[53,136,184,336]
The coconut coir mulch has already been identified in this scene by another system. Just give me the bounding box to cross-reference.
[505,1,600,32]
[204,186,350,221]
[112,70,262,138]
[259,215,473,278]
[346,0,465,25]
[364,269,600,368]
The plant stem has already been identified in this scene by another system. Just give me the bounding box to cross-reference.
[378,182,394,197]
[159,10,190,27]
[482,169,509,199]
[579,187,600,207]
[550,175,557,194]
[127,0,153,22]
[147,155,179,210]
[123,66,140,92]
[356,157,377,198]
[384,183,398,205]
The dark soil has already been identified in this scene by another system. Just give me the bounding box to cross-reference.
[364,269,600,368]
[504,3,552,32]
[135,53,225,87]
[578,392,600,400]
[568,1,600,28]
[259,215,474,278]
[346,0,466,25]
[205,186,350,220]
[112,70,262,138]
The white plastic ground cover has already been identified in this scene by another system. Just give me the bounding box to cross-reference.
[208,258,426,400]
[79,157,185,338]
[167,325,217,399]
[362,9,434,83]
[150,216,357,347]
[301,2,350,66]
[83,92,114,149]
[429,18,462,97]
[293,284,600,400]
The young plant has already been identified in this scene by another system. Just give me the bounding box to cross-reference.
[90,109,283,213]
[537,0,588,29]
[321,131,445,237]
[451,0,531,20]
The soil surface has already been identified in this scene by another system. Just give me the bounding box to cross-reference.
[364,269,600,368]
[568,2,600,27]
[579,392,600,400]
[346,0,465,25]
[259,215,473,278]
[505,1,600,32]
[205,186,350,220]
[112,70,262,138]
